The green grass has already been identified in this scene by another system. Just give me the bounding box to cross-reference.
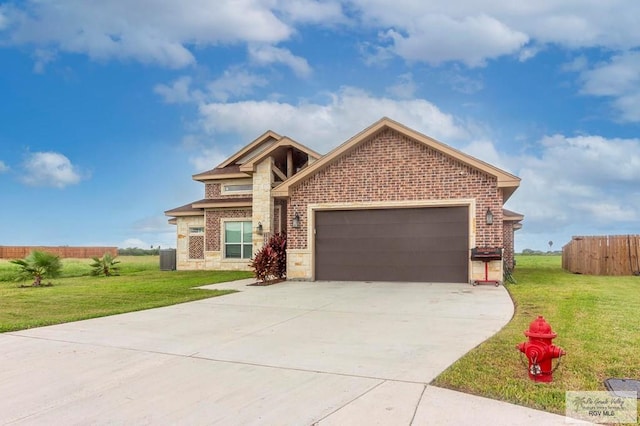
[433,255,640,416]
[0,256,252,333]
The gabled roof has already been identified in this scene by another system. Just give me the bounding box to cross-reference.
[192,130,321,182]
[238,136,322,173]
[272,117,521,200]
[218,130,281,168]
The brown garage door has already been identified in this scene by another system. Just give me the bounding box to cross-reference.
[315,206,468,282]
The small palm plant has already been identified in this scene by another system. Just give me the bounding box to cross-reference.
[10,250,63,286]
[90,253,121,276]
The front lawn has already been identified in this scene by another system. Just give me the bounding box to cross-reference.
[433,255,640,415]
[0,256,252,333]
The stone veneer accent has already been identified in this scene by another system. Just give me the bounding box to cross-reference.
[175,216,206,270]
[274,200,286,233]
[286,128,505,281]
[251,159,274,254]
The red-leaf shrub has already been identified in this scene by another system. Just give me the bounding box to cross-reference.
[250,233,287,283]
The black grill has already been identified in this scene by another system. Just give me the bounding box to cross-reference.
[470,247,502,261]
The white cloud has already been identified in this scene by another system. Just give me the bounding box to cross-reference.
[207,68,268,101]
[579,51,640,122]
[248,44,312,78]
[385,14,528,67]
[32,48,57,73]
[576,202,637,222]
[386,73,418,99]
[349,1,640,66]
[518,45,542,62]
[460,139,510,171]
[155,69,269,104]
[539,134,640,183]
[128,230,178,250]
[190,148,229,172]
[154,76,201,104]
[1,0,293,68]
[580,52,640,97]
[197,86,469,154]
[561,55,589,73]
[5,0,640,74]
[120,238,150,249]
[0,160,9,173]
[359,39,395,66]
[449,131,640,250]
[176,134,230,171]
[20,152,85,188]
[0,5,10,31]
[276,0,345,24]
[448,73,484,94]
[509,134,640,237]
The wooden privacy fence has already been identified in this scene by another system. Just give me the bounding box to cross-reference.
[0,246,118,259]
[562,235,640,276]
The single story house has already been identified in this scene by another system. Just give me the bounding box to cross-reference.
[165,117,523,283]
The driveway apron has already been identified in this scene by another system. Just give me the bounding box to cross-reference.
[0,280,567,425]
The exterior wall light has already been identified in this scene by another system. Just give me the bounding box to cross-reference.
[485,208,494,225]
[292,212,300,229]
[256,221,263,234]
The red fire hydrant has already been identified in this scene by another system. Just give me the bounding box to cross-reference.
[516,316,565,383]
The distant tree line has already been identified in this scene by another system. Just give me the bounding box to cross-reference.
[518,249,562,255]
[118,247,161,256]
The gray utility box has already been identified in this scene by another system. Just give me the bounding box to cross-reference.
[159,249,177,271]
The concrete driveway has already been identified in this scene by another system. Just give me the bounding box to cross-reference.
[0,280,568,425]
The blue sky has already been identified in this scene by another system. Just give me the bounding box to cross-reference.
[1,1,639,252]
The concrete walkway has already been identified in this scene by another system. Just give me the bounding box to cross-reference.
[0,280,569,425]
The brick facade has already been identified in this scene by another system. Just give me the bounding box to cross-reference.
[503,223,515,270]
[287,128,503,250]
[188,235,204,259]
[205,208,252,251]
[205,183,219,199]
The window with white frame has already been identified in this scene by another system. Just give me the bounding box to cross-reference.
[223,184,253,192]
[221,180,253,195]
[224,221,252,259]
